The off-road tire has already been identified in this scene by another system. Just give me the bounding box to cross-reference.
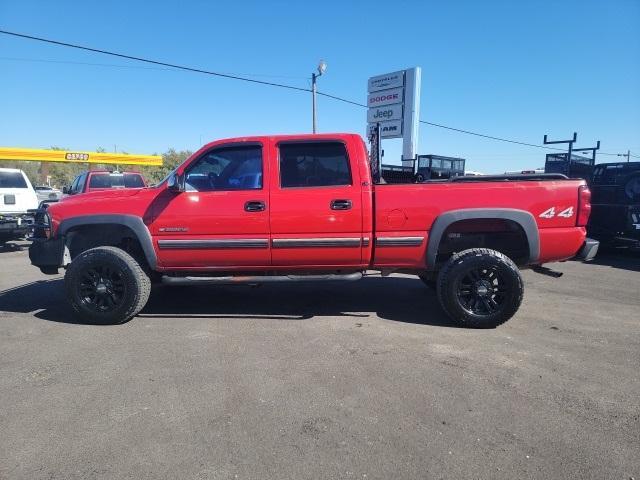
[64,246,151,325]
[436,248,523,328]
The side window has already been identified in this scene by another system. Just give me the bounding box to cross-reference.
[279,142,351,188]
[69,175,81,193]
[185,145,262,192]
[77,173,88,192]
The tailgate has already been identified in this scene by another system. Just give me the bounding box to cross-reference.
[1,189,37,214]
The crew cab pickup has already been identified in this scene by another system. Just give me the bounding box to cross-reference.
[29,134,598,327]
[1,168,38,244]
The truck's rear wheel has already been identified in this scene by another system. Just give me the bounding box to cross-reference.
[436,248,523,328]
[64,246,151,324]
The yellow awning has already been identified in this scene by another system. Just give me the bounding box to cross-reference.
[0,147,162,166]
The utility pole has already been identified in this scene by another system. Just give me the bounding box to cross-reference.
[617,149,631,162]
[311,60,327,133]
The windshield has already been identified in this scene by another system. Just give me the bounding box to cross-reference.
[0,171,28,188]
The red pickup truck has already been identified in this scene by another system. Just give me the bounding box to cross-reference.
[29,133,598,328]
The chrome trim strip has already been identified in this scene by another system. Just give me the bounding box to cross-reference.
[376,236,424,247]
[362,237,370,247]
[272,237,361,248]
[157,239,269,250]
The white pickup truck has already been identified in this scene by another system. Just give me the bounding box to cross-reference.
[0,168,39,244]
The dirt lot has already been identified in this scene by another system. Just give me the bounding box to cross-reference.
[0,242,638,479]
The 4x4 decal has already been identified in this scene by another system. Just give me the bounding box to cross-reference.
[539,206,574,219]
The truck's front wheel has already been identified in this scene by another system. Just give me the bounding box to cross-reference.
[64,246,151,324]
[436,248,523,328]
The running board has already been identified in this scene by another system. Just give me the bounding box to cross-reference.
[161,272,363,285]
[532,265,564,278]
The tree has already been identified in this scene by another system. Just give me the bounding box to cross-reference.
[141,149,192,184]
[45,147,85,188]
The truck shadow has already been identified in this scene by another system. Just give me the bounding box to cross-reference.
[590,249,640,272]
[0,276,458,328]
[0,241,28,253]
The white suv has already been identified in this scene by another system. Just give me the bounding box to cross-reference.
[0,168,39,243]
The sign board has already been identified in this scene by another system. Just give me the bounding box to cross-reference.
[367,104,403,123]
[368,120,403,139]
[0,147,163,166]
[367,87,404,108]
[366,67,421,166]
[368,71,405,92]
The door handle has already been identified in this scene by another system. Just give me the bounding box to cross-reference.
[330,199,352,210]
[244,201,266,212]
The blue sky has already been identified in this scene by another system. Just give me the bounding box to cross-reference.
[1,0,638,173]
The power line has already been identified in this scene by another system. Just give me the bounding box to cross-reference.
[312,91,570,152]
[419,120,566,152]
[0,56,178,71]
[313,92,575,153]
[0,29,631,156]
[0,56,310,80]
[0,29,310,93]
[316,91,368,108]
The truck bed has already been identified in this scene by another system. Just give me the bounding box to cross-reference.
[372,178,586,267]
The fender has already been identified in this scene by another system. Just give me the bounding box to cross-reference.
[58,214,157,270]
[426,208,540,269]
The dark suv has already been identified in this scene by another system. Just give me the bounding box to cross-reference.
[588,162,640,248]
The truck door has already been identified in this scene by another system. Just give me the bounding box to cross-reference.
[151,142,271,269]
[269,140,364,267]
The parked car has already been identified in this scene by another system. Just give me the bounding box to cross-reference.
[0,168,38,244]
[63,170,147,197]
[34,185,62,203]
[29,133,597,327]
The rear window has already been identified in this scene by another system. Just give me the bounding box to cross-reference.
[279,142,351,188]
[0,171,28,188]
[89,173,145,189]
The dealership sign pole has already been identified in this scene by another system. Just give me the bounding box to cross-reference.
[367,67,421,167]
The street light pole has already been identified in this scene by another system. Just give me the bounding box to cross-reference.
[312,72,318,134]
[311,60,327,134]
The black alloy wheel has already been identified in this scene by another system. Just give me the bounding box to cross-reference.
[78,263,127,313]
[65,246,151,324]
[455,265,509,316]
[436,248,524,328]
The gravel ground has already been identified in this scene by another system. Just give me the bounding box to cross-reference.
[0,241,638,479]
